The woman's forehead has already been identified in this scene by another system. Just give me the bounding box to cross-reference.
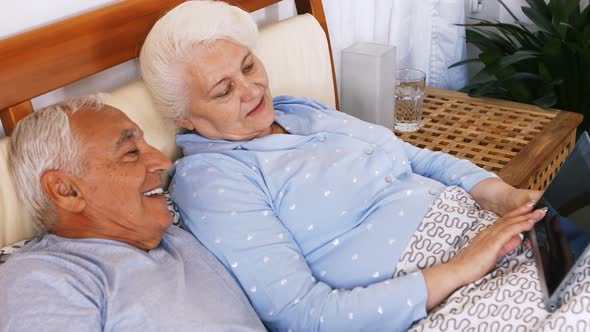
[187,39,251,81]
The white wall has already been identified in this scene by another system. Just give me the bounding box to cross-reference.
[0,0,296,137]
[0,0,121,39]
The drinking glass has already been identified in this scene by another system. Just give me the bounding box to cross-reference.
[394,69,426,132]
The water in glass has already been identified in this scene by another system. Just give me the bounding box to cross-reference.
[394,84,424,132]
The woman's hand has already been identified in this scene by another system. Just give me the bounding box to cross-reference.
[469,178,543,216]
[422,202,547,310]
[447,203,546,285]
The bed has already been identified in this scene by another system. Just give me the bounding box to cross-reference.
[0,0,588,330]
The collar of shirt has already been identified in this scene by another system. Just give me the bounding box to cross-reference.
[175,96,329,156]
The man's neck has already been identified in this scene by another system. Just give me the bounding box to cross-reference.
[53,215,164,251]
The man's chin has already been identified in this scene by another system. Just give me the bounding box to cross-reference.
[144,197,174,230]
[154,206,174,230]
[160,214,174,230]
[141,214,172,251]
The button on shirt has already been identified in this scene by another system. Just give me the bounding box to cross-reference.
[172,96,497,332]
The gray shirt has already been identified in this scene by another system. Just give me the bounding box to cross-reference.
[0,226,265,332]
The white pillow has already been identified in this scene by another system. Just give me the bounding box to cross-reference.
[0,239,30,266]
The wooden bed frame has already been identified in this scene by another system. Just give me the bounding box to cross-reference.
[0,0,337,136]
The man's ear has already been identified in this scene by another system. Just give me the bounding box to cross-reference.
[176,118,195,131]
[41,170,86,213]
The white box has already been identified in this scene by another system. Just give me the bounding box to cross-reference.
[340,43,396,128]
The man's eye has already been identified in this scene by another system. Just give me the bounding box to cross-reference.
[127,149,139,155]
[217,85,232,98]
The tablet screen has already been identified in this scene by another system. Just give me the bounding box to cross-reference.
[532,132,590,298]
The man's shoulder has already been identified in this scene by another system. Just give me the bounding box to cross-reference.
[0,235,109,276]
[0,238,104,296]
[0,237,110,330]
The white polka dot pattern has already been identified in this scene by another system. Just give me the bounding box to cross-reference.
[171,96,503,331]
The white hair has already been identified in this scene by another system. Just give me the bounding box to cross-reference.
[8,94,108,232]
[139,0,258,122]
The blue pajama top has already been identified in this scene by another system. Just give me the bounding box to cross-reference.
[171,96,497,331]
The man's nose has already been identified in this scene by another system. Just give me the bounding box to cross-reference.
[146,145,173,174]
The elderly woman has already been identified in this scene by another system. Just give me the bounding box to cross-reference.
[140,2,545,331]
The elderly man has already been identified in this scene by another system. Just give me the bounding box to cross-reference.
[0,95,265,332]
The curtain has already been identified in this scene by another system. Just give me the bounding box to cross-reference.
[322,0,468,94]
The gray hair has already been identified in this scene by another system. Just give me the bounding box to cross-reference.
[139,0,258,122]
[8,94,108,232]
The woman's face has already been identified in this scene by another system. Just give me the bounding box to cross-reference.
[180,39,275,141]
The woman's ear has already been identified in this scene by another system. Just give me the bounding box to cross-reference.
[176,118,195,131]
[41,170,86,213]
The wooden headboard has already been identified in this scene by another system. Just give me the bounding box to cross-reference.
[0,0,337,136]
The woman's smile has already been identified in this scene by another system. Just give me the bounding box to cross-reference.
[246,96,266,117]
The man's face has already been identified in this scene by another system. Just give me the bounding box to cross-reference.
[69,107,172,249]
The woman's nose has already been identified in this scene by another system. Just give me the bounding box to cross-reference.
[238,78,259,101]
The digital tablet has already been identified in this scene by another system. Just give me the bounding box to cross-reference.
[530,131,590,312]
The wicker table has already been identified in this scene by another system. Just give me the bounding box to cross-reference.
[394,87,583,190]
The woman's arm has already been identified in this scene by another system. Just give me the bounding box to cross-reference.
[402,141,542,216]
[402,141,497,192]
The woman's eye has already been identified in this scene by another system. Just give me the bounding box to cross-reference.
[243,63,254,73]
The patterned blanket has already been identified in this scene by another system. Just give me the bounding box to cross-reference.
[396,187,590,331]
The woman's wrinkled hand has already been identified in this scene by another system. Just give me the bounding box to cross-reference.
[448,202,547,285]
[505,188,543,214]
[469,178,543,216]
